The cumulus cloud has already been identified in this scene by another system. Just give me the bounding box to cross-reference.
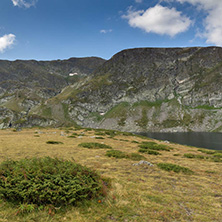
[100,29,113,34]
[0,34,16,53]
[135,0,143,3]
[12,0,37,8]
[122,5,191,37]
[170,0,222,45]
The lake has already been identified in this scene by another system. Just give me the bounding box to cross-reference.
[138,132,222,150]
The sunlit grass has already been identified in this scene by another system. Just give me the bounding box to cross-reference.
[0,127,222,221]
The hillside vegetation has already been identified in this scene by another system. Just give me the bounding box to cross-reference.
[0,127,222,221]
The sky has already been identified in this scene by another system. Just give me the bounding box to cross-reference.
[0,0,222,60]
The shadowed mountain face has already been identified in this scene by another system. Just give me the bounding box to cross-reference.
[0,47,222,132]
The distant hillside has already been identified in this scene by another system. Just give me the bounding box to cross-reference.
[0,47,222,132]
[0,57,105,128]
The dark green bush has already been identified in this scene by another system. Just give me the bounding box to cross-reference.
[0,157,107,207]
[78,142,112,149]
[138,149,161,155]
[139,142,171,151]
[46,141,63,144]
[157,163,193,174]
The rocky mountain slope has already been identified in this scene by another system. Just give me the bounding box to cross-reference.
[0,57,105,128]
[0,47,222,132]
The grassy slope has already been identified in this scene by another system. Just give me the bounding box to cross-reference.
[0,128,221,221]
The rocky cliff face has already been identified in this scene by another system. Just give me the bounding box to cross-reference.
[0,47,222,132]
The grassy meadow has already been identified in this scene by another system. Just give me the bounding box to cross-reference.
[0,127,222,222]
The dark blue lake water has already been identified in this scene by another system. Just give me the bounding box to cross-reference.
[138,132,222,150]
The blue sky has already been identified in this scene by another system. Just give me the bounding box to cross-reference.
[0,0,221,60]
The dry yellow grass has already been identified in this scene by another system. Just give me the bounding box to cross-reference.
[0,127,222,222]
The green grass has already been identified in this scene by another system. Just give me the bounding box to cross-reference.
[42,107,52,118]
[193,105,220,110]
[78,142,112,149]
[104,102,130,119]
[132,100,169,108]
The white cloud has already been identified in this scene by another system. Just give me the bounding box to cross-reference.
[12,0,37,8]
[0,34,16,53]
[135,0,143,3]
[169,0,222,45]
[100,29,113,34]
[122,5,191,37]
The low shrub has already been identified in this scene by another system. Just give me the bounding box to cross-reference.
[78,142,112,149]
[139,149,161,155]
[106,150,145,160]
[95,137,104,139]
[95,132,106,136]
[84,128,93,131]
[198,149,215,155]
[106,150,127,159]
[173,154,180,156]
[0,157,108,207]
[211,153,222,162]
[157,163,193,174]
[67,135,76,138]
[139,142,171,151]
[46,141,63,144]
[131,140,139,144]
[184,153,206,159]
[130,153,145,161]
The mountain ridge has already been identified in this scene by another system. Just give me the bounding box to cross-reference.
[0,47,222,132]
